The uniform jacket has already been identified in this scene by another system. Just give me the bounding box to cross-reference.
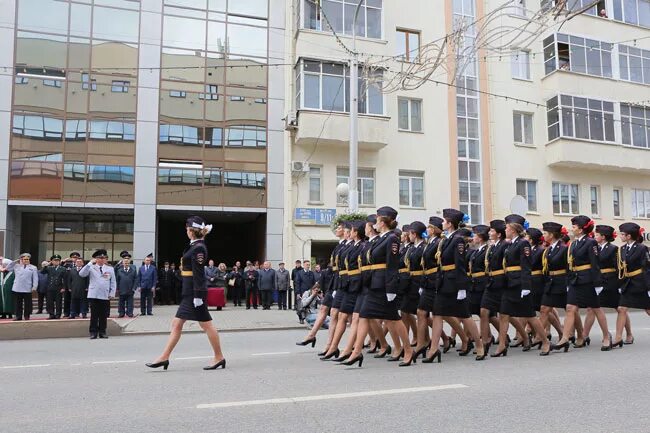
[180,239,208,298]
[619,242,650,294]
[275,268,291,291]
[79,263,116,300]
[337,240,355,290]
[422,236,442,290]
[327,240,346,293]
[568,235,602,287]
[41,265,67,291]
[115,265,137,295]
[6,260,39,293]
[485,240,508,291]
[344,240,364,293]
[437,231,469,294]
[530,245,546,291]
[468,244,488,292]
[360,236,378,290]
[503,236,532,291]
[67,267,90,299]
[158,267,176,289]
[407,240,425,291]
[368,231,400,294]
[598,242,620,292]
[398,242,412,295]
[543,241,569,295]
[137,264,158,290]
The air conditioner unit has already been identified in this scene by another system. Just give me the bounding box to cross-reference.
[291,161,310,173]
[284,112,298,130]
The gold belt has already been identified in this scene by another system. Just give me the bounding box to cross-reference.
[505,266,522,273]
[410,270,424,276]
[424,268,438,275]
[370,264,386,270]
[347,269,361,276]
[570,264,592,272]
[531,270,543,276]
[339,270,348,276]
[332,266,338,272]
[181,271,193,277]
[624,269,643,277]
[471,271,486,278]
[600,268,617,274]
[360,265,372,272]
[549,269,567,276]
[489,269,505,277]
[441,264,456,272]
[399,268,410,274]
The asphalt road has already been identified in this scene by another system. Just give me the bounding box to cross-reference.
[2,311,650,433]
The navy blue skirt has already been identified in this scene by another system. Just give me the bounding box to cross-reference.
[417,288,435,312]
[620,290,650,310]
[353,288,367,314]
[360,289,400,321]
[332,289,344,310]
[480,288,502,313]
[175,295,212,322]
[322,292,334,308]
[433,292,470,318]
[541,291,567,309]
[468,290,484,316]
[339,290,358,314]
[567,283,600,308]
[500,289,535,317]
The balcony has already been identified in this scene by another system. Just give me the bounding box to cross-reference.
[546,138,650,173]
[294,110,389,151]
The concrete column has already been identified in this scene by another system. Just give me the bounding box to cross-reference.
[0,0,16,255]
[133,0,163,262]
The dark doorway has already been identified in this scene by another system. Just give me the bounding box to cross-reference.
[157,211,266,267]
[311,240,338,268]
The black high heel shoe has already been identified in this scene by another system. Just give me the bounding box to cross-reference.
[296,337,316,348]
[373,346,392,359]
[413,346,428,361]
[522,340,532,352]
[449,336,457,348]
[552,341,570,352]
[475,350,487,361]
[611,340,624,349]
[458,341,474,357]
[422,350,441,363]
[601,333,613,351]
[572,338,587,348]
[145,360,169,370]
[539,346,551,356]
[399,354,416,367]
[367,340,381,354]
[317,349,328,356]
[530,340,543,350]
[442,338,452,354]
[387,349,404,362]
[624,337,634,345]
[585,336,591,346]
[510,339,524,348]
[490,347,508,357]
[341,354,363,367]
[203,359,226,370]
[320,349,340,360]
[332,352,351,362]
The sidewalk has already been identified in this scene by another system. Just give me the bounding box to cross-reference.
[117,306,306,335]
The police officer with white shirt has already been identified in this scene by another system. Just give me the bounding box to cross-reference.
[1,253,38,321]
[79,249,116,339]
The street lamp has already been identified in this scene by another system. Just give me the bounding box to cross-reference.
[348,0,364,213]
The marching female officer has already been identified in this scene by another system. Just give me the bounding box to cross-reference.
[424,209,485,363]
[553,215,611,352]
[343,207,414,367]
[480,220,508,347]
[400,223,422,347]
[526,228,546,314]
[147,216,226,371]
[468,225,489,320]
[613,223,650,346]
[539,222,569,342]
[583,225,630,345]
[491,215,550,357]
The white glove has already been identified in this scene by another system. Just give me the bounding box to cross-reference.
[386,293,396,302]
[332,291,337,298]
[647,290,650,298]
[595,287,603,295]
[418,288,424,295]
[456,290,467,300]
[193,298,203,307]
[567,286,570,293]
[618,288,622,294]
[521,289,530,298]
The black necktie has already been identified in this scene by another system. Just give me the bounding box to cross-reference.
[100,266,103,274]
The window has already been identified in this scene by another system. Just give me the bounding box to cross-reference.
[65,119,87,141]
[170,90,186,98]
[159,124,203,146]
[15,76,28,85]
[309,166,322,203]
[613,0,650,27]
[632,188,650,218]
[43,79,62,87]
[541,0,603,16]
[229,95,245,102]
[516,179,537,212]
[199,85,218,100]
[254,98,267,104]
[111,80,130,93]
[513,112,533,144]
[543,34,613,77]
[620,104,650,148]
[224,171,266,189]
[590,185,600,216]
[336,167,375,206]
[398,98,422,132]
[82,73,96,91]
[297,59,384,115]
[396,29,420,62]
[87,165,134,184]
[511,50,530,79]
[302,0,383,39]
[546,95,615,143]
[619,45,650,85]
[158,168,202,185]
[613,187,622,217]
[12,114,63,139]
[552,182,579,214]
[225,125,267,147]
[89,120,135,141]
[399,171,424,208]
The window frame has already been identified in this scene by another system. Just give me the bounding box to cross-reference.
[336,166,375,206]
[632,188,650,219]
[547,94,616,143]
[397,97,422,132]
[552,181,580,215]
[510,49,531,80]
[302,0,384,40]
[398,170,425,208]
[513,111,534,145]
[516,179,538,213]
[543,33,613,78]
[613,187,622,217]
[308,165,322,204]
[396,28,421,63]
[110,80,130,93]
[590,185,601,216]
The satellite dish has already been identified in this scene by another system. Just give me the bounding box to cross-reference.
[510,195,528,215]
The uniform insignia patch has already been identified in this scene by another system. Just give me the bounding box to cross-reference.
[458,243,465,254]
[391,242,399,255]
[196,253,205,264]
[593,246,598,256]
[524,247,531,257]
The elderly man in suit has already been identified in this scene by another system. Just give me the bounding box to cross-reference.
[137,256,157,316]
[79,249,116,338]
[257,261,276,310]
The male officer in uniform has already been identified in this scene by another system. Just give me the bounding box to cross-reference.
[80,249,116,339]
[61,251,81,318]
[41,255,67,319]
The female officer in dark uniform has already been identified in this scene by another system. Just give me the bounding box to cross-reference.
[343,207,414,367]
[491,215,550,357]
[400,222,423,347]
[613,223,650,346]
[321,221,366,360]
[526,228,545,314]
[147,216,226,371]
[583,225,627,345]
[553,215,611,352]
[424,209,485,363]
[480,220,508,347]
[538,222,569,342]
[468,225,489,320]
